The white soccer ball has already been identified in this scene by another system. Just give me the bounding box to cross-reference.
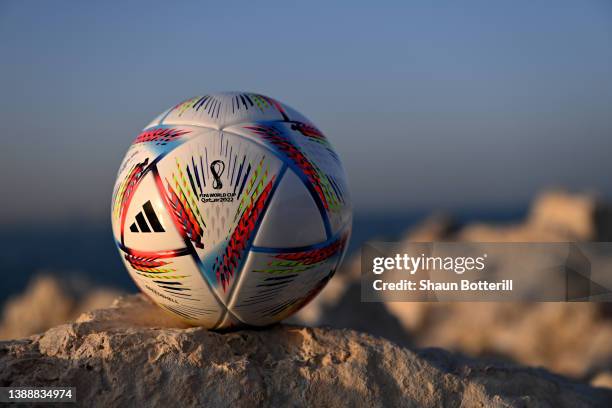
[111,92,351,328]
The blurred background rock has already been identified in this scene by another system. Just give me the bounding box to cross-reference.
[0,274,120,340]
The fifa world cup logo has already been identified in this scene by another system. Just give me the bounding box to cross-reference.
[210,160,225,190]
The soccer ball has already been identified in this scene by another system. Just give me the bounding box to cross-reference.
[111,92,352,329]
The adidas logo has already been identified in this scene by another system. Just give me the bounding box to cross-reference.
[129,201,165,233]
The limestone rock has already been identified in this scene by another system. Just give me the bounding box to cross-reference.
[1,295,610,407]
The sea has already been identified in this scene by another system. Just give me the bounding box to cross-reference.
[0,208,527,306]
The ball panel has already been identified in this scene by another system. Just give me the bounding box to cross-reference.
[270,122,352,235]
[121,173,185,251]
[225,122,352,237]
[121,251,224,326]
[278,102,317,126]
[228,232,349,326]
[111,146,150,241]
[253,168,327,248]
[111,125,208,247]
[154,127,285,303]
[159,93,286,130]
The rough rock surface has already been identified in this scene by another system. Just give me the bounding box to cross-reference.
[1,295,611,407]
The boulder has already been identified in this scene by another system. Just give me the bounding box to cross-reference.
[1,295,610,407]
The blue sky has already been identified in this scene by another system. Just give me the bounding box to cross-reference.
[1,0,611,223]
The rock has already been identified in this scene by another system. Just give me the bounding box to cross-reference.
[397,214,457,242]
[0,275,73,340]
[1,295,610,407]
[458,190,596,242]
[592,372,612,389]
[299,282,413,347]
[0,275,121,340]
[392,302,612,379]
[420,191,612,378]
[528,190,596,240]
[295,191,612,381]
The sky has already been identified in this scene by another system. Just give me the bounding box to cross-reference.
[1,0,611,224]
